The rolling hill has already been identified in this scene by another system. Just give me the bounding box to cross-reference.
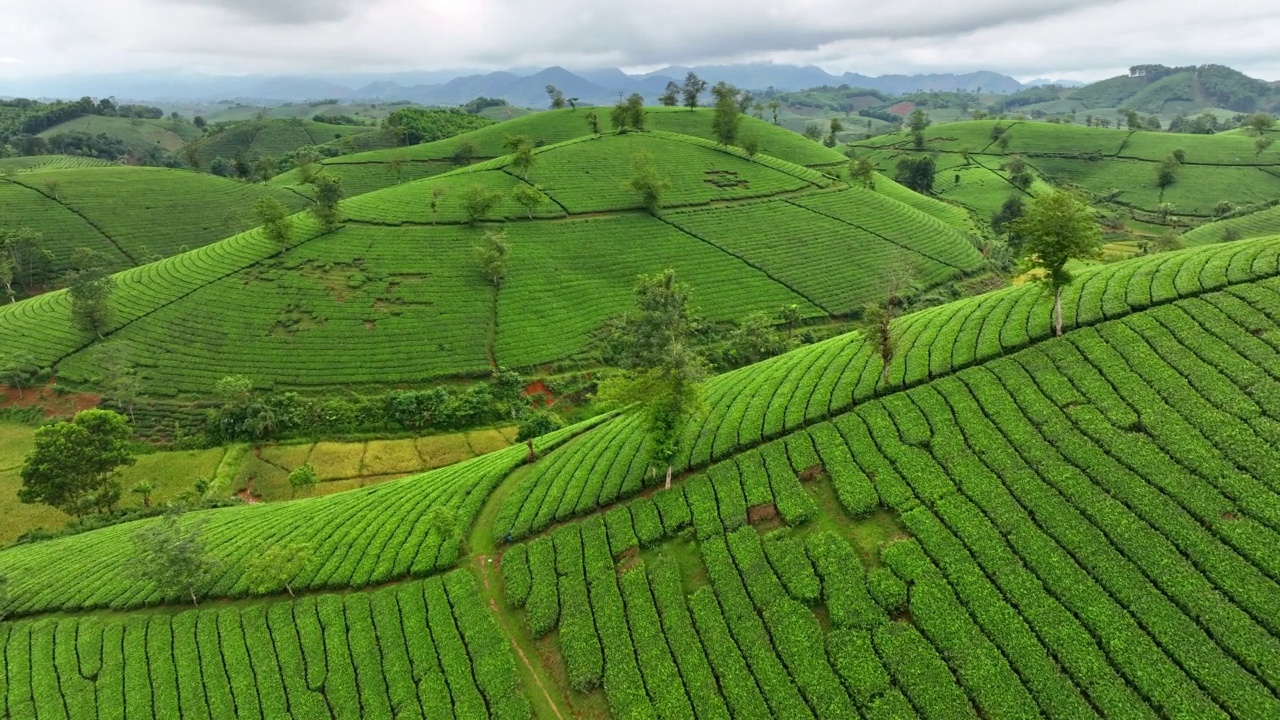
[0,166,310,275]
[186,118,382,168]
[2,234,1280,719]
[0,119,983,398]
[271,107,853,197]
[35,114,203,153]
[851,119,1280,235]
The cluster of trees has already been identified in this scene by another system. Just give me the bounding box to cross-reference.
[0,227,55,302]
[384,107,494,146]
[0,97,177,162]
[205,368,531,443]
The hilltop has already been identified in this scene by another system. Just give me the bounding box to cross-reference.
[185,117,383,170]
[0,120,984,407]
[2,234,1279,719]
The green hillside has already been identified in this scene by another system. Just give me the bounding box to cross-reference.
[36,115,203,152]
[1068,64,1279,114]
[0,128,983,397]
[3,235,1280,719]
[0,154,117,172]
[187,118,379,168]
[0,166,309,274]
[272,107,852,198]
[851,119,1280,235]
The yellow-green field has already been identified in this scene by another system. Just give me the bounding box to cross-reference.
[0,422,515,544]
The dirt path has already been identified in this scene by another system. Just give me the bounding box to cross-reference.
[474,555,566,720]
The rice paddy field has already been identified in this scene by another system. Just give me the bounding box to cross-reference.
[4,235,1280,719]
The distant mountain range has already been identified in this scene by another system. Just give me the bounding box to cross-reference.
[1,64,1084,105]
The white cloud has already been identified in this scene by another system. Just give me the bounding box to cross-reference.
[1,0,1277,84]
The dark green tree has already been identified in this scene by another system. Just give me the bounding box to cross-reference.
[516,410,563,462]
[545,85,566,110]
[67,250,114,338]
[0,227,53,302]
[19,409,136,517]
[907,108,931,149]
[710,82,742,146]
[627,151,669,214]
[462,184,503,225]
[131,510,217,606]
[475,229,510,288]
[850,157,877,189]
[659,82,680,107]
[681,72,707,109]
[309,173,344,230]
[1010,189,1103,336]
[597,269,707,488]
[894,155,936,194]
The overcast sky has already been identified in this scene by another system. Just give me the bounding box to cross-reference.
[3,0,1279,82]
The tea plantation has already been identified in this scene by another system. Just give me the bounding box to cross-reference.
[4,236,1280,718]
[0,124,984,396]
[0,166,309,272]
[851,120,1280,235]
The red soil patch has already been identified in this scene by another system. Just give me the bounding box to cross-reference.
[523,380,556,408]
[748,503,779,524]
[887,101,916,116]
[798,464,826,483]
[236,476,263,504]
[0,381,100,419]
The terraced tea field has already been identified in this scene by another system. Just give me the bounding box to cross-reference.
[0,125,983,394]
[851,120,1280,237]
[4,236,1280,719]
[0,166,309,273]
[186,118,379,168]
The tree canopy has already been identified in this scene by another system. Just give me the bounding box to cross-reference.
[20,409,136,518]
[1010,189,1103,336]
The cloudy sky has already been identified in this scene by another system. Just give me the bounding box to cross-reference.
[4,0,1279,82]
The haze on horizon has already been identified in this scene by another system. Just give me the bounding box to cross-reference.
[3,0,1280,85]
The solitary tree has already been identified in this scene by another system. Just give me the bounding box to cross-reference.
[287,463,319,497]
[244,543,311,596]
[584,111,601,136]
[802,122,824,141]
[767,100,781,125]
[461,184,503,225]
[132,480,156,509]
[1010,189,1103,336]
[505,134,536,179]
[20,409,136,518]
[430,187,447,225]
[511,184,548,218]
[1003,155,1033,190]
[388,157,406,184]
[132,510,217,606]
[610,98,633,133]
[309,173,344,230]
[627,151,669,214]
[0,350,38,399]
[253,196,293,247]
[828,117,844,145]
[516,410,563,462]
[894,155,936,194]
[1246,112,1275,135]
[44,179,63,201]
[710,82,742,145]
[625,94,646,130]
[850,157,877,189]
[1,227,53,302]
[1156,154,1180,188]
[1123,108,1142,131]
[598,269,706,488]
[475,229,510,288]
[859,276,910,388]
[67,253,114,339]
[907,108,931,149]
[681,72,707,109]
[545,85,566,109]
[659,82,680,107]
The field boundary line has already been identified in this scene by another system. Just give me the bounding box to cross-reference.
[3,176,137,264]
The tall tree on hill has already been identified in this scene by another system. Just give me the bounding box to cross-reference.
[598,269,707,489]
[1010,189,1102,337]
[132,509,217,606]
[1123,109,1143,131]
[907,109,931,150]
[19,409,136,518]
[626,94,646,130]
[545,85,566,110]
[462,185,503,225]
[681,72,707,110]
[430,187,447,225]
[517,410,563,462]
[711,82,742,146]
[0,350,38,399]
[828,117,844,146]
[859,278,909,388]
[1246,112,1275,135]
[67,248,114,339]
[475,228,510,289]
[850,157,877,189]
[585,111,601,136]
[309,173,344,231]
[767,100,781,125]
[659,82,680,107]
[253,196,293,247]
[505,135,536,179]
[511,184,548,218]
[627,151,669,214]
[737,91,754,113]
[894,155,936,194]
[1156,154,1180,188]
[0,227,53,302]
